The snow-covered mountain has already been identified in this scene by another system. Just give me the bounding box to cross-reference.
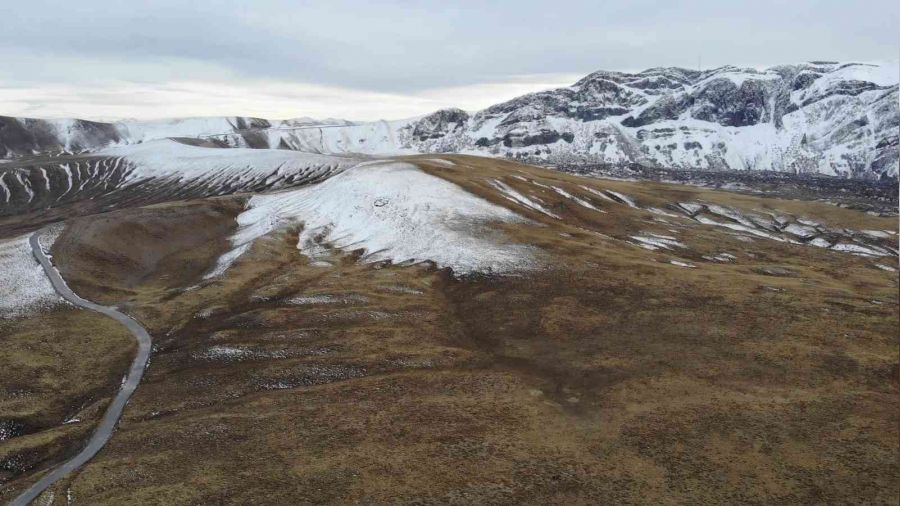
[1,62,896,179]
[279,61,895,179]
[0,116,353,158]
[0,139,360,222]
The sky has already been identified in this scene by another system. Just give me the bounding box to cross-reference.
[1,0,897,121]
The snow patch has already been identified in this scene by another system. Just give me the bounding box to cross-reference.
[490,179,560,219]
[783,223,819,239]
[551,186,602,212]
[580,185,617,202]
[0,234,61,319]
[287,294,368,305]
[192,345,288,361]
[425,158,456,167]
[214,162,533,276]
[702,252,737,262]
[808,237,832,248]
[630,233,686,250]
[830,243,885,257]
[605,190,638,208]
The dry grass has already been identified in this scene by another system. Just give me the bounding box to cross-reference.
[1,155,897,504]
[0,307,134,489]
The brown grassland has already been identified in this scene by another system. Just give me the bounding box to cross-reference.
[1,155,897,504]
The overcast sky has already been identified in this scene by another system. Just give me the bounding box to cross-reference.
[1,0,897,121]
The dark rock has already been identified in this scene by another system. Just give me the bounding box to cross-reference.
[411,108,470,141]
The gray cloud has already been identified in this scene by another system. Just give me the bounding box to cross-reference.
[1,0,897,119]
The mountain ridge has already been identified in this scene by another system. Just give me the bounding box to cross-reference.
[1,61,896,179]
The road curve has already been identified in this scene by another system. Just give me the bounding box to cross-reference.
[10,229,152,506]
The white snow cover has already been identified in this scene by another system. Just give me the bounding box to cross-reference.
[830,243,884,257]
[101,139,359,181]
[551,186,602,211]
[116,117,250,143]
[804,62,899,95]
[490,179,560,218]
[113,117,354,145]
[287,294,368,305]
[260,118,419,156]
[192,345,289,361]
[702,252,737,262]
[211,63,892,178]
[580,185,617,202]
[213,162,533,276]
[605,190,638,208]
[425,158,456,167]
[0,234,60,318]
[631,233,686,250]
[783,223,818,239]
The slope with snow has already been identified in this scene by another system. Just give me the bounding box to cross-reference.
[0,116,354,158]
[391,62,898,179]
[100,139,359,182]
[210,161,534,277]
[0,234,60,318]
[262,62,899,179]
[0,140,363,219]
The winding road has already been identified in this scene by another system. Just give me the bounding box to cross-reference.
[9,230,152,506]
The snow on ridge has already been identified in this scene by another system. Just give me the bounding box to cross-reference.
[113,117,356,144]
[819,61,899,87]
[689,68,780,90]
[115,117,247,143]
[101,139,360,181]
[211,161,534,276]
[0,234,60,319]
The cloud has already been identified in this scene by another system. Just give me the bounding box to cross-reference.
[1,0,896,119]
[0,74,581,122]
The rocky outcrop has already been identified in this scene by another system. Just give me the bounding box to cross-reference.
[411,108,469,141]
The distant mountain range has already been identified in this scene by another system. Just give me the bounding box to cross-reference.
[1,61,897,179]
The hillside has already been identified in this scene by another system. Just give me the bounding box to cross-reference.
[1,153,897,504]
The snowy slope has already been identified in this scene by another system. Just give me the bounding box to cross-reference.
[115,117,269,143]
[210,161,533,276]
[0,140,364,217]
[0,115,353,157]
[101,139,359,182]
[114,116,356,145]
[377,62,897,179]
[0,234,60,318]
[261,62,895,179]
[172,62,899,179]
